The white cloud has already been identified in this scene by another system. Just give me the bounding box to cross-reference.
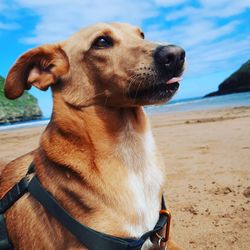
[187,35,250,74]
[0,1,20,31]
[152,0,250,77]
[16,0,158,44]
[147,20,250,76]
[0,22,19,30]
[154,0,186,7]
[200,0,250,9]
[0,1,7,11]
[147,20,240,48]
[4,0,250,80]
[167,0,250,20]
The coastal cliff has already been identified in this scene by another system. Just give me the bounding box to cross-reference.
[0,75,42,124]
[205,60,250,97]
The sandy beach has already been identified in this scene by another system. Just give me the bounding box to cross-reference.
[0,106,250,249]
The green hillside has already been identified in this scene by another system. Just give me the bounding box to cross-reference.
[0,75,42,124]
[205,60,250,97]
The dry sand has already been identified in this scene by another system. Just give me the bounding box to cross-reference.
[0,106,250,249]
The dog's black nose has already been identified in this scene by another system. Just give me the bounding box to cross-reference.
[154,45,185,71]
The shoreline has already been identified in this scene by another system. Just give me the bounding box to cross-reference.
[0,106,250,249]
[1,105,250,132]
[0,118,49,132]
[1,92,250,131]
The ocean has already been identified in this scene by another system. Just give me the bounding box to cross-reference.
[1,92,250,131]
[146,92,250,114]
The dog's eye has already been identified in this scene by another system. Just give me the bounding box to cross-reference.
[92,36,113,49]
[140,32,145,39]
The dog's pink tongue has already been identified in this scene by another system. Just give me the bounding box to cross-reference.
[166,77,182,84]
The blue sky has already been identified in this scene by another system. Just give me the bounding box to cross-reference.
[1,0,250,117]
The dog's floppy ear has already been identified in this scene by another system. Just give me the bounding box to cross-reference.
[4,44,69,99]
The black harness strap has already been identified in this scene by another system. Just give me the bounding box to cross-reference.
[28,176,136,250]
[0,163,169,250]
[0,176,30,250]
[0,214,12,250]
[0,177,29,214]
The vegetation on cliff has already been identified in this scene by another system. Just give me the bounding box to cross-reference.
[0,75,42,124]
[205,60,250,97]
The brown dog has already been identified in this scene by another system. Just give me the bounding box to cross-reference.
[0,23,185,249]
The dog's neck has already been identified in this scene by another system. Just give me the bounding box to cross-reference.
[34,95,164,238]
[38,95,150,173]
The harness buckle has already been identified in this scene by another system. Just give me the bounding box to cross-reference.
[159,209,171,243]
[154,209,171,250]
[156,233,167,250]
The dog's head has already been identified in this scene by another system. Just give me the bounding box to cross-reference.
[4,23,185,107]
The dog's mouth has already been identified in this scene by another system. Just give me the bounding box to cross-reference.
[128,76,181,103]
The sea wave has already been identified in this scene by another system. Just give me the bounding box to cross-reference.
[0,119,49,131]
[146,92,250,114]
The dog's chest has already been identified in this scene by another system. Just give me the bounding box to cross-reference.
[117,127,164,238]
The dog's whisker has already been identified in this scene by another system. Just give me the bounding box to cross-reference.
[92,91,108,100]
[132,78,145,104]
[127,74,141,99]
